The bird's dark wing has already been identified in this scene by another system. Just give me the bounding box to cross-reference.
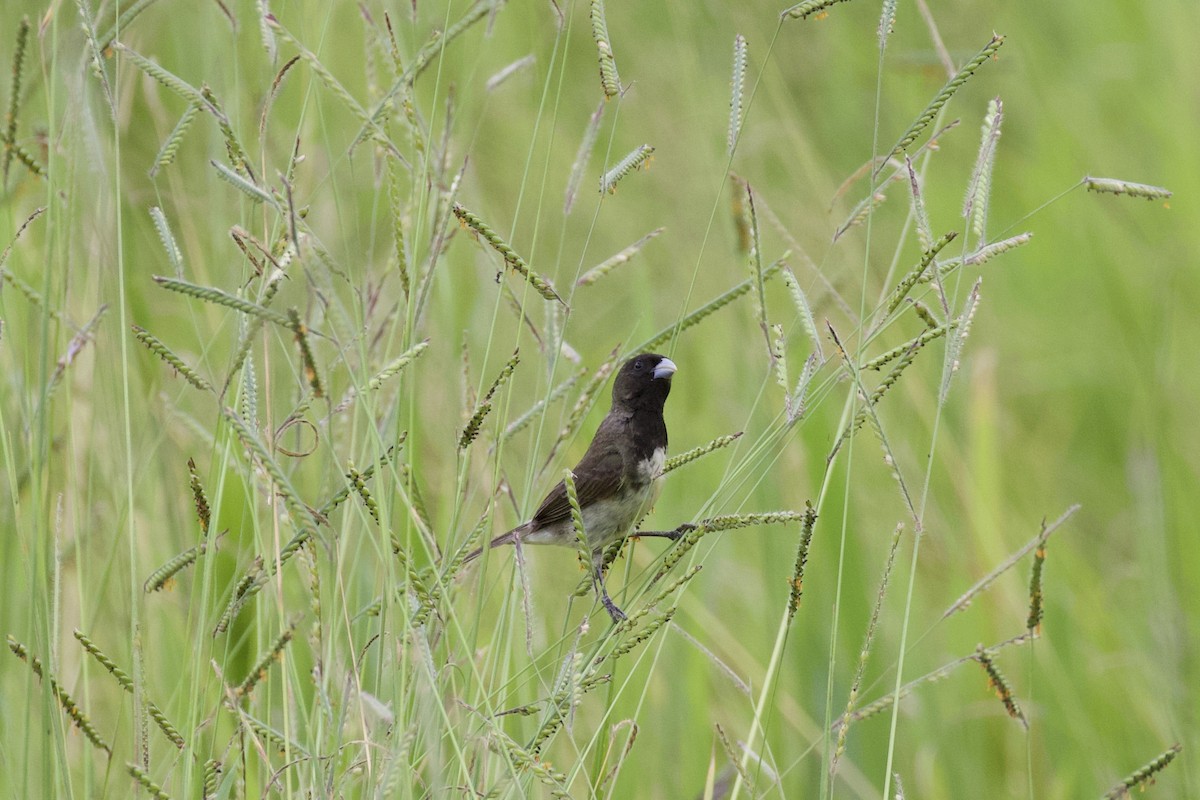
[530,441,625,530]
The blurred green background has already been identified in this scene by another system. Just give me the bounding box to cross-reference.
[0,0,1194,797]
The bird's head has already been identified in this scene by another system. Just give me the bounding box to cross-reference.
[612,352,676,411]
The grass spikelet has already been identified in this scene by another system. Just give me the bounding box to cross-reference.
[190,456,212,526]
[782,0,856,21]
[787,501,818,623]
[653,525,705,580]
[600,144,655,194]
[728,34,748,155]
[223,408,318,549]
[365,339,429,394]
[199,86,251,174]
[9,141,44,178]
[577,227,664,286]
[406,0,493,85]
[833,191,887,242]
[788,352,819,424]
[590,0,622,98]
[2,16,31,182]
[905,157,934,254]
[45,305,108,403]
[832,523,904,776]
[203,760,221,800]
[7,635,112,754]
[926,232,1034,281]
[879,34,1005,170]
[563,469,590,565]
[878,0,897,50]
[112,43,211,110]
[964,97,1003,242]
[143,536,219,592]
[883,230,957,316]
[1083,176,1172,200]
[149,102,200,178]
[213,558,266,636]
[606,606,676,663]
[387,152,410,296]
[73,0,113,107]
[461,350,520,449]
[212,160,278,206]
[132,326,212,391]
[73,630,184,747]
[942,504,1078,618]
[149,207,184,275]
[565,101,604,214]
[500,369,583,443]
[743,183,769,346]
[704,511,801,533]
[240,351,258,428]
[770,322,788,399]
[452,202,565,305]
[635,257,785,352]
[938,277,981,404]
[348,465,380,522]
[127,763,172,800]
[486,54,535,91]
[237,618,299,697]
[863,323,952,371]
[96,0,162,54]
[233,707,309,757]
[974,645,1026,727]
[317,442,399,516]
[153,275,295,329]
[781,267,824,362]
[911,299,941,328]
[1102,744,1183,799]
[663,431,743,474]
[1027,528,1048,633]
[715,723,755,793]
[489,727,572,798]
[287,308,324,397]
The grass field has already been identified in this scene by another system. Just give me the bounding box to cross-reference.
[1,1,1195,798]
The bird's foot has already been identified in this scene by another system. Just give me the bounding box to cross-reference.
[602,595,628,624]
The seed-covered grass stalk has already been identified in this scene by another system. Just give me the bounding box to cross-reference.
[1027,528,1048,633]
[834,632,1037,728]
[938,277,981,404]
[590,0,622,98]
[577,227,664,287]
[127,763,172,800]
[3,16,31,182]
[600,144,655,194]
[236,618,299,697]
[1102,744,1183,799]
[564,101,605,214]
[877,34,1005,172]
[1083,176,1172,200]
[44,305,108,404]
[781,268,824,363]
[499,369,583,444]
[942,504,1079,619]
[211,160,278,207]
[728,34,748,156]
[72,630,184,748]
[878,0,897,51]
[150,103,201,178]
[486,54,535,91]
[143,535,220,593]
[905,157,935,255]
[831,523,904,778]
[460,350,520,449]
[787,502,818,623]
[7,635,112,754]
[883,231,957,316]
[452,202,565,304]
[862,323,953,372]
[715,723,755,794]
[788,353,818,424]
[924,232,1033,282]
[153,275,296,329]
[287,308,324,397]
[149,207,184,275]
[132,325,212,392]
[663,431,743,474]
[974,645,1026,728]
[833,192,887,243]
[964,98,1003,243]
[635,257,785,353]
[112,43,213,112]
[781,0,857,21]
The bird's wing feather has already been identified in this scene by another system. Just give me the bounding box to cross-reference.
[531,441,625,529]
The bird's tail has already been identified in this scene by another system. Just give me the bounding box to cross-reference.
[462,525,527,564]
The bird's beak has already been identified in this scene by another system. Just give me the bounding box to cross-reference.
[652,358,677,380]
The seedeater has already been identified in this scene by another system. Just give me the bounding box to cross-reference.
[464,353,678,622]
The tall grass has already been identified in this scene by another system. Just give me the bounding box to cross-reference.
[1,1,1193,798]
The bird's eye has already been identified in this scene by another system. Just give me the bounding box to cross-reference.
[634,361,644,371]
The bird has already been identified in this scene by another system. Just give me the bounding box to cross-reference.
[464,352,680,622]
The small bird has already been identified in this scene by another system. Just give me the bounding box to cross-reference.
[464,352,680,622]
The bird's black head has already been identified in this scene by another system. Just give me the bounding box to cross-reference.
[612,352,676,412]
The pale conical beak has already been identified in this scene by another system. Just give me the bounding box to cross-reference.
[652,358,677,380]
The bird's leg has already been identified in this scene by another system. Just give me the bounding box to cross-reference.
[634,522,697,541]
[591,550,627,623]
